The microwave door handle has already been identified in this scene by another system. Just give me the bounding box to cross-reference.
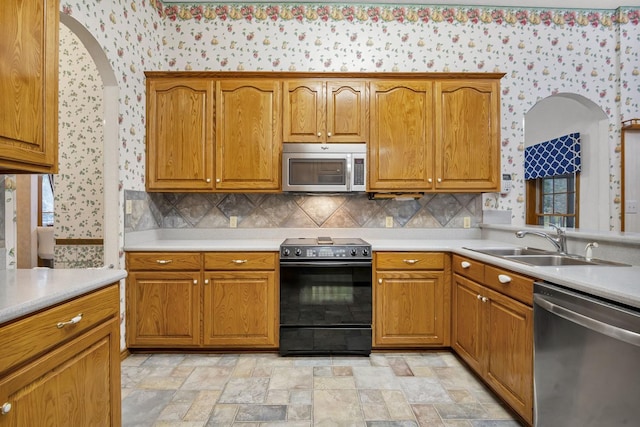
[346,154,352,191]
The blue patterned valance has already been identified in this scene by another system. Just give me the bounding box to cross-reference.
[524,133,581,180]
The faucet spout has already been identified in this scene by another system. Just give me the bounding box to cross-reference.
[515,225,567,254]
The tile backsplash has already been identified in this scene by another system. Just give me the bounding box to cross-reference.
[125,190,482,232]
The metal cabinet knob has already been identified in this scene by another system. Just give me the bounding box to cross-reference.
[428,178,432,183]
[1,402,11,415]
[477,294,482,300]
[317,132,322,137]
[204,279,209,285]
[193,279,198,285]
[481,296,488,303]
[206,178,211,183]
[327,132,332,137]
[437,178,442,183]
[461,261,471,269]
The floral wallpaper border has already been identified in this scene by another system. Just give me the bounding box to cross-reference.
[155,3,637,28]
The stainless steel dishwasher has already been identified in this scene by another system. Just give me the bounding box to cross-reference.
[533,282,640,426]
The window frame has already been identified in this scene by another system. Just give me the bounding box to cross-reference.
[526,173,580,228]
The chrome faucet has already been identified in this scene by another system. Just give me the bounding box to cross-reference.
[515,224,568,254]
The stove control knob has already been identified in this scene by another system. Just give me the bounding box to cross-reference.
[350,249,357,256]
[362,248,369,256]
[295,248,302,256]
[282,248,290,257]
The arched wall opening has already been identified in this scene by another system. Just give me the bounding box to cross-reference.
[524,93,610,231]
[59,14,119,268]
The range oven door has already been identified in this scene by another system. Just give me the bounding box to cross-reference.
[279,261,372,356]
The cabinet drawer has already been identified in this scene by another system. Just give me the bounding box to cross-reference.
[484,265,533,306]
[204,252,277,270]
[0,284,119,375]
[452,254,485,283]
[375,252,445,270]
[127,252,201,271]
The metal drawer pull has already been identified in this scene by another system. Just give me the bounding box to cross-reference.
[1,402,11,415]
[193,280,198,285]
[402,259,420,265]
[498,274,512,284]
[481,296,488,303]
[156,259,173,265]
[57,313,83,329]
[460,261,471,269]
[477,294,482,300]
[204,279,209,285]
[232,259,248,264]
[378,278,383,284]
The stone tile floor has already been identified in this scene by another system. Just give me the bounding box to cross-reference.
[121,351,523,426]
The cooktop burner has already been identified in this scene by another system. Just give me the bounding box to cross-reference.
[280,237,371,260]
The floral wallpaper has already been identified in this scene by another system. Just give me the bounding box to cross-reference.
[55,24,105,268]
[55,2,640,239]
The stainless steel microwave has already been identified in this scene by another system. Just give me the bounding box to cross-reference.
[282,143,367,192]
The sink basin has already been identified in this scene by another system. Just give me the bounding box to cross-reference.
[464,247,630,267]
[504,254,598,266]
[467,247,552,257]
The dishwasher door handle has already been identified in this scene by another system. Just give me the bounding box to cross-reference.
[534,294,640,347]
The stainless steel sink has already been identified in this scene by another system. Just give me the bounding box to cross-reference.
[504,254,597,266]
[464,247,630,267]
[467,247,552,257]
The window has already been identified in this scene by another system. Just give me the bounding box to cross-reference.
[39,174,54,226]
[526,173,579,228]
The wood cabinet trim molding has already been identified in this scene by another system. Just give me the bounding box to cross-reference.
[145,71,506,80]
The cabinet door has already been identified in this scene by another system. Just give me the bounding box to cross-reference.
[0,320,119,427]
[484,287,533,425]
[126,271,201,347]
[146,78,214,191]
[451,274,485,374]
[203,271,277,348]
[326,81,367,143]
[369,81,434,191]
[434,80,500,191]
[216,80,281,191]
[283,80,324,143]
[374,270,446,347]
[0,0,58,173]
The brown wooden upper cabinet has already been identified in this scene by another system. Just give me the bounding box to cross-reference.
[283,80,367,143]
[369,77,501,193]
[0,0,59,173]
[434,79,501,192]
[145,75,281,192]
[146,77,215,191]
[215,80,281,191]
[369,81,434,191]
[145,72,502,193]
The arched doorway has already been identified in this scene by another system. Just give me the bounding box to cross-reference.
[524,93,610,231]
[57,14,119,268]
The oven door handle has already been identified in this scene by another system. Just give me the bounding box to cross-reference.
[280,261,372,267]
[534,294,640,347]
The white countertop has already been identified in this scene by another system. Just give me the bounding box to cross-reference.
[124,229,640,310]
[0,268,128,325]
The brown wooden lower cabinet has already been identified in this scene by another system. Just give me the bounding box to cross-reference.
[126,251,278,349]
[452,254,533,426]
[373,252,451,348]
[0,284,121,426]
